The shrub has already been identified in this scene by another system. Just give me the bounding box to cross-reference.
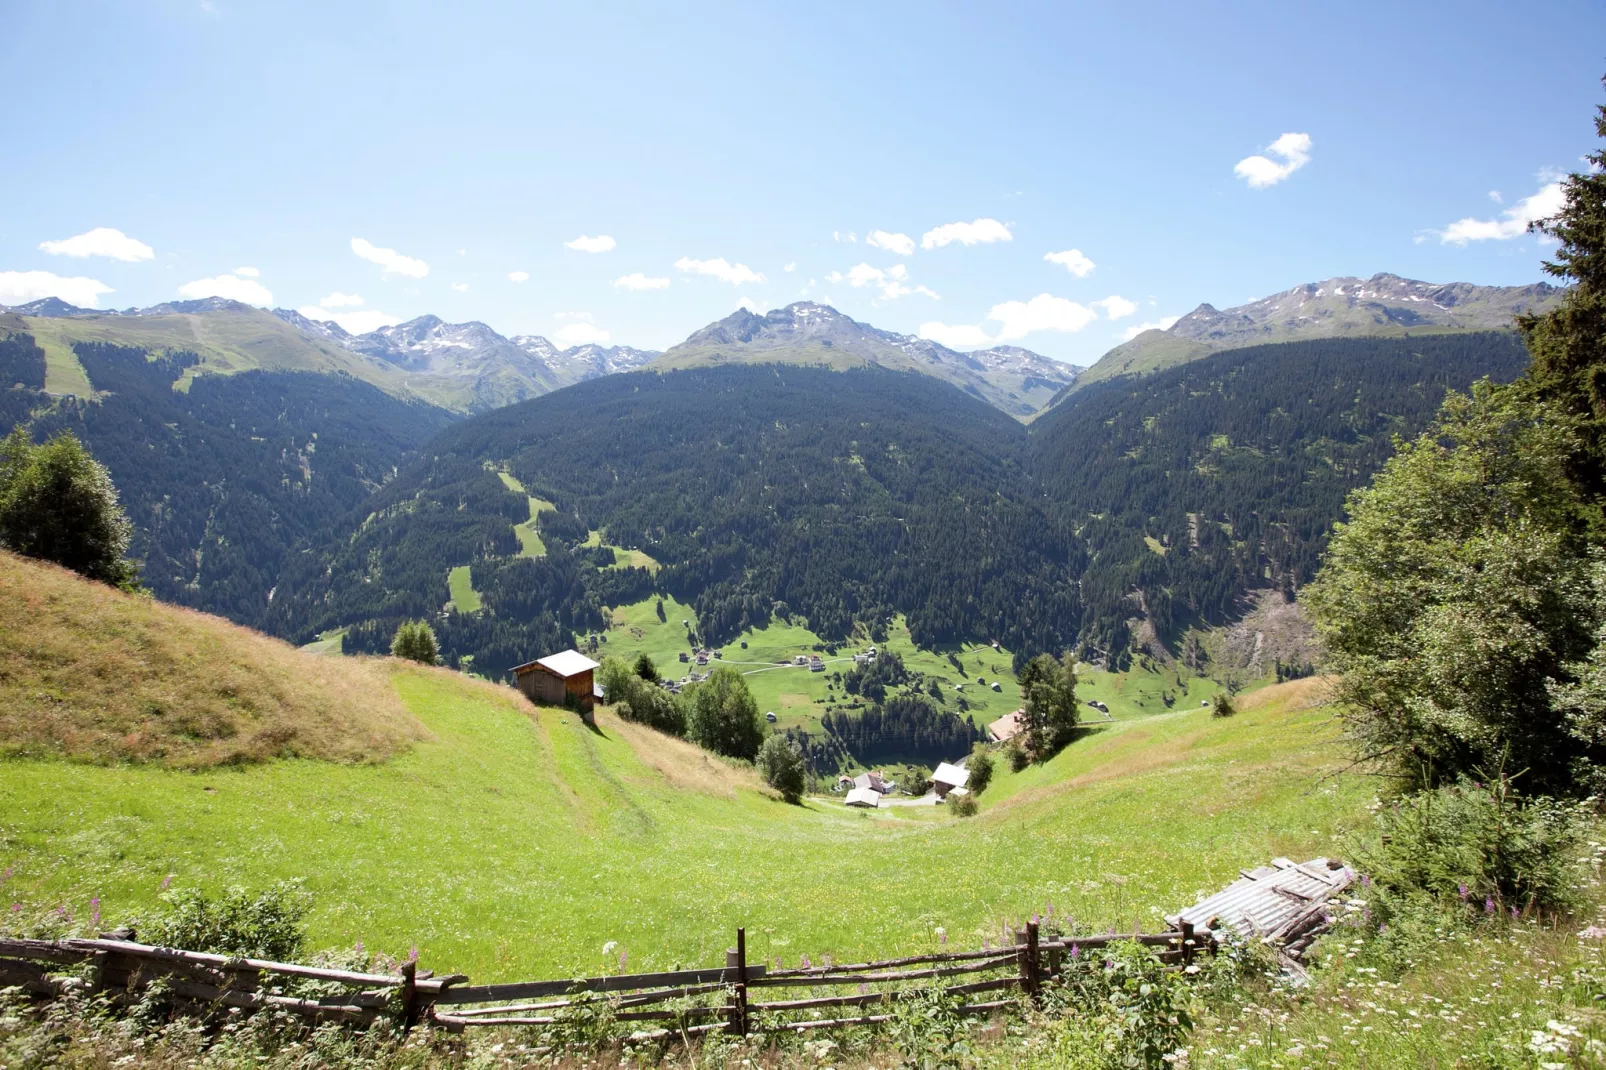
[1007,741,1030,773]
[1211,692,1236,718]
[389,620,438,664]
[888,982,972,1069]
[142,881,311,961]
[1355,773,1590,915]
[1047,940,1193,1069]
[0,428,138,589]
[950,793,979,817]
[597,657,686,736]
[633,653,659,682]
[756,734,806,803]
[966,745,994,794]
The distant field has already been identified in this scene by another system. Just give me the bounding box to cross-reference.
[446,565,482,613]
[495,471,555,557]
[0,670,1363,982]
[581,529,660,573]
[596,597,1221,738]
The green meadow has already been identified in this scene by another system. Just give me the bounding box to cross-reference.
[0,669,1364,983]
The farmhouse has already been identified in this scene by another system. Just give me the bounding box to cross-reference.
[987,709,1025,743]
[931,761,970,799]
[512,649,601,720]
[852,771,890,794]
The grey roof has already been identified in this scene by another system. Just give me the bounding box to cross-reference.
[1169,857,1354,940]
[932,762,970,789]
[844,787,881,808]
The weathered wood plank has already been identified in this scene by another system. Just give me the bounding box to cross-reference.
[746,955,1017,989]
[430,964,765,1005]
[61,939,403,988]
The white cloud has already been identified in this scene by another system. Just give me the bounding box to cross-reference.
[1488,190,1503,203]
[1121,315,1181,342]
[177,273,273,306]
[0,270,114,308]
[38,227,154,262]
[233,266,260,277]
[555,322,611,346]
[297,305,400,334]
[1436,179,1565,244]
[564,234,616,253]
[737,297,760,312]
[675,256,765,286]
[508,271,529,283]
[450,282,469,292]
[921,218,1012,250]
[989,293,1098,340]
[1233,132,1312,188]
[866,230,916,256]
[784,262,797,272]
[1092,295,1138,320]
[918,321,995,349]
[614,272,671,291]
[1044,248,1095,277]
[833,230,857,243]
[351,237,429,278]
[319,291,365,307]
[826,262,937,301]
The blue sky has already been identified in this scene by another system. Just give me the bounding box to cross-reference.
[2,1,1603,365]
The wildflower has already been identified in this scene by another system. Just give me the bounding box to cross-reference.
[801,953,812,969]
[1486,897,1496,914]
[1458,883,1469,901]
[160,874,172,890]
[619,949,628,970]
[0,867,11,884]
[355,939,364,955]
[408,944,419,963]
[1070,943,1080,960]
[602,940,618,956]
[934,926,946,944]
[1579,926,1606,939]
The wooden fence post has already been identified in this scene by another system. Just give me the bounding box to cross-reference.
[1015,922,1040,1002]
[398,960,419,1032]
[725,932,749,1037]
[1179,921,1195,967]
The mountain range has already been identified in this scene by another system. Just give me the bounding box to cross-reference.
[1072,272,1561,393]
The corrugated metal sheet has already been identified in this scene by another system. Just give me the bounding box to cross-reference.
[1170,857,1353,941]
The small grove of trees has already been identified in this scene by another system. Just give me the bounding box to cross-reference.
[0,428,138,589]
[597,656,687,736]
[756,735,806,803]
[1017,651,1079,760]
[390,620,439,664]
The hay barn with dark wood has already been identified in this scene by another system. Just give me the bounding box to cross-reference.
[512,649,601,718]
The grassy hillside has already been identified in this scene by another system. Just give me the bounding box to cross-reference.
[0,613,1365,982]
[4,307,421,402]
[0,551,427,766]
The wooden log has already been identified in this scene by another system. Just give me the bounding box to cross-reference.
[1179,921,1195,967]
[62,939,404,988]
[746,955,1018,989]
[0,939,94,965]
[750,976,1018,1015]
[762,945,1009,978]
[430,963,766,1005]
[449,980,732,1019]
[1037,932,1181,952]
[0,959,70,997]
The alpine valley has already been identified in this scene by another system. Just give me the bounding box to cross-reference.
[0,273,1552,685]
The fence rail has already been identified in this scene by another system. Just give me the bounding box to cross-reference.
[0,921,1214,1040]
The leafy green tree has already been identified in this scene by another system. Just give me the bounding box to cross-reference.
[756,734,806,803]
[1017,652,1079,760]
[598,656,687,736]
[965,744,994,794]
[687,666,765,760]
[1211,692,1236,719]
[1305,382,1600,794]
[390,619,439,664]
[0,428,137,589]
[633,652,659,682]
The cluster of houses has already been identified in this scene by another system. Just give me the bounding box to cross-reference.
[837,762,970,809]
[678,647,724,666]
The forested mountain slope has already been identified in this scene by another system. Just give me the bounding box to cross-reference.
[1027,330,1532,657]
[0,332,455,626]
[267,364,1084,676]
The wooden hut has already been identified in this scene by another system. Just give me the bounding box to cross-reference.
[512,649,601,721]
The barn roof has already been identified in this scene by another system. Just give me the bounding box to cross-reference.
[988,710,1025,742]
[513,649,600,678]
[844,787,881,808]
[932,762,970,789]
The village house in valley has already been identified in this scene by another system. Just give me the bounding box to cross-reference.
[513,649,602,720]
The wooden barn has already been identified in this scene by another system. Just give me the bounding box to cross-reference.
[512,649,601,720]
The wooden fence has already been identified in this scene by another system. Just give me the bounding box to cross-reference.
[0,921,1214,1041]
